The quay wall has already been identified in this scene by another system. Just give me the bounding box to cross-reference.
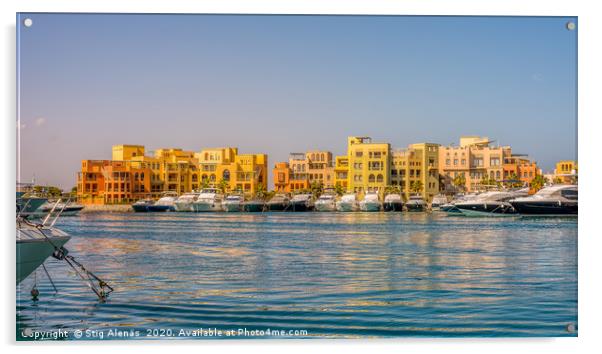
[81,204,133,213]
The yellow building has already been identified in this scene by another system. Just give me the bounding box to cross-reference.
[112,145,200,195]
[346,136,391,197]
[391,143,440,201]
[334,156,349,191]
[195,147,267,196]
[554,160,578,184]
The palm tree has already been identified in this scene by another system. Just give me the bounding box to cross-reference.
[553,176,563,184]
[217,179,229,194]
[310,181,324,199]
[334,183,345,196]
[410,180,423,194]
[255,183,267,200]
[452,174,466,192]
[200,178,210,189]
[384,185,401,195]
[530,175,547,192]
[505,173,522,188]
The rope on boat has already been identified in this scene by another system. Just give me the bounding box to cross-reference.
[20,217,114,301]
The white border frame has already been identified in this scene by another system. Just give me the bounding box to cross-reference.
[3,1,600,353]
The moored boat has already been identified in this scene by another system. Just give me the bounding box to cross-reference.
[16,218,71,284]
[405,194,427,212]
[509,185,577,215]
[242,199,265,212]
[290,193,314,212]
[222,195,243,212]
[37,201,85,216]
[336,193,359,212]
[147,192,178,212]
[383,193,403,212]
[174,191,199,212]
[192,188,224,212]
[266,194,291,211]
[132,199,154,212]
[359,192,382,212]
[430,194,448,211]
[315,194,337,212]
[454,190,527,217]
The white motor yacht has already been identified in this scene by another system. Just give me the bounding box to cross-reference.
[222,195,243,212]
[16,218,71,284]
[453,190,528,216]
[315,194,337,212]
[336,193,359,212]
[509,185,578,215]
[174,191,200,212]
[147,192,178,212]
[192,188,225,212]
[405,194,427,212]
[383,194,403,212]
[430,194,448,210]
[360,192,382,212]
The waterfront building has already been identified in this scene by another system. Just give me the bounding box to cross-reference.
[77,159,153,205]
[554,160,578,184]
[346,137,391,197]
[334,156,349,191]
[503,155,541,185]
[272,151,334,193]
[78,145,266,204]
[195,147,268,196]
[391,143,440,201]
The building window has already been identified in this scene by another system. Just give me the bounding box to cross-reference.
[223,169,230,181]
[376,174,383,183]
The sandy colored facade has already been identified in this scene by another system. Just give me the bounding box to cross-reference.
[391,143,440,201]
[272,151,334,193]
[503,155,541,185]
[554,160,578,184]
[195,147,268,196]
[346,137,391,197]
[78,145,266,204]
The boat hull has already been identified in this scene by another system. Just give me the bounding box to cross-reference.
[132,204,150,212]
[383,201,403,212]
[193,202,223,212]
[223,202,242,212]
[290,201,313,212]
[174,201,194,212]
[242,202,264,212]
[336,202,358,212]
[147,205,174,212]
[16,197,47,214]
[455,203,517,216]
[406,202,426,212]
[266,202,290,211]
[360,202,381,212]
[315,202,336,212]
[510,201,578,215]
[17,236,70,284]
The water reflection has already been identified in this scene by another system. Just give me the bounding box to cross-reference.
[17,212,577,338]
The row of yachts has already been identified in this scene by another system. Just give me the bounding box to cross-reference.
[131,184,578,216]
[133,189,430,213]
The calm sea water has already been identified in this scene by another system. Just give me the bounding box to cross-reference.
[17,212,577,339]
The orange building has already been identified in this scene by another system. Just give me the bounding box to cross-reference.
[77,159,152,205]
[503,155,541,185]
[272,151,334,193]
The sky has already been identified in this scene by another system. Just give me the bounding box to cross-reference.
[17,14,577,190]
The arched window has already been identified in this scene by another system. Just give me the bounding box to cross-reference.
[376,174,383,183]
[369,174,375,183]
[496,171,500,179]
[134,172,139,180]
[210,174,216,181]
[202,174,208,181]
[140,172,144,180]
[223,169,230,181]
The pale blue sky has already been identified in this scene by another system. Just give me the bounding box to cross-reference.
[17,14,577,189]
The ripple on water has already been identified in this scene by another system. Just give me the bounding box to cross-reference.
[17,212,577,338]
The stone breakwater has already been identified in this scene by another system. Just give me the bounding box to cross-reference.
[80,204,133,213]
